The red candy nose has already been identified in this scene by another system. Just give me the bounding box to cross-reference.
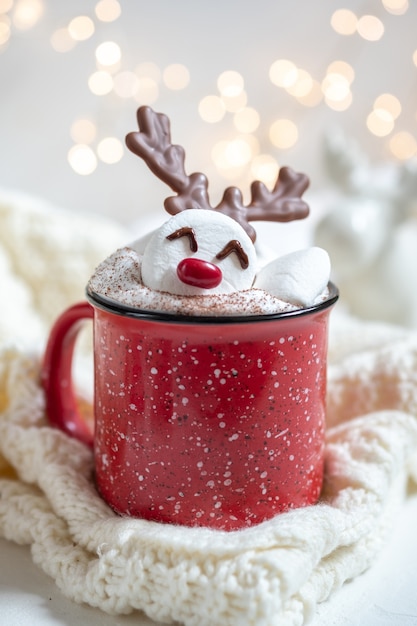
[177,257,222,289]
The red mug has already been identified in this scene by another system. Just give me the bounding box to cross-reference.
[42,284,338,531]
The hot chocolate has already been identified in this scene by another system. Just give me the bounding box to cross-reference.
[88,106,331,317]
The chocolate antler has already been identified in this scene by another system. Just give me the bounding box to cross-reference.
[126,106,310,242]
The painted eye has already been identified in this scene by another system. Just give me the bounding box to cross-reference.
[216,240,249,269]
[166,226,198,252]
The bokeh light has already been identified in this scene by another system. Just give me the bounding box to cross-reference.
[221,90,248,113]
[269,59,298,88]
[95,0,121,22]
[366,109,395,136]
[217,70,244,97]
[70,118,97,144]
[225,138,252,167]
[212,136,255,171]
[68,144,97,175]
[68,15,94,41]
[233,107,260,134]
[12,0,44,30]
[50,27,76,52]
[269,119,298,149]
[325,91,353,111]
[5,4,416,186]
[88,70,113,95]
[95,40,121,66]
[0,0,13,13]
[326,61,355,84]
[211,140,231,171]
[97,137,124,163]
[198,95,225,123]
[0,14,10,46]
[366,93,402,137]
[389,131,417,159]
[356,15,384,41]
[374,93,401,119]
[162,63,190,90]
[330,9,358,35]
[250,154,279,186]
[113,70,140,98]
[382,0,409,15]
[322,73,351,103]
[295,80,323,107]
[240,133,260,158]
[285,69,313,98]
[134,77,159,104]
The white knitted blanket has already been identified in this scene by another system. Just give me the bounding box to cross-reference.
[1,189,417,626]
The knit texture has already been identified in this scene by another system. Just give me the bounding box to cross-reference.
[1,189,417,626]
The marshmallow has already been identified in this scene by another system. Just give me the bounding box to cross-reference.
[141,209,257,296]
[254,247,331,307]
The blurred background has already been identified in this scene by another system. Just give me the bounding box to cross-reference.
[1,0,417,325]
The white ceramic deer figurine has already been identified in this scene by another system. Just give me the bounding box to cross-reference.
[315,129,417,326]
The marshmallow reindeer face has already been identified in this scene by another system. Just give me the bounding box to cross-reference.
[141,209,257,296]
[126,106,315,300]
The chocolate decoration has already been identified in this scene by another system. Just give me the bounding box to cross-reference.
[216,239,249,269]
[166,226,198,252]
[126,106,310,243]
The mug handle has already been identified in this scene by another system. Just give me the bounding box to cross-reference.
[41,301,94,448]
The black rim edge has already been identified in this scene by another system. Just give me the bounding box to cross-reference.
[86,282,339,325]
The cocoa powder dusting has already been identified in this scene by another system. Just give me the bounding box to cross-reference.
[88,247,300,317]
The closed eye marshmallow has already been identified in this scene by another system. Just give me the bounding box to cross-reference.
[166,227,198,252]
[216,240,249,269]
